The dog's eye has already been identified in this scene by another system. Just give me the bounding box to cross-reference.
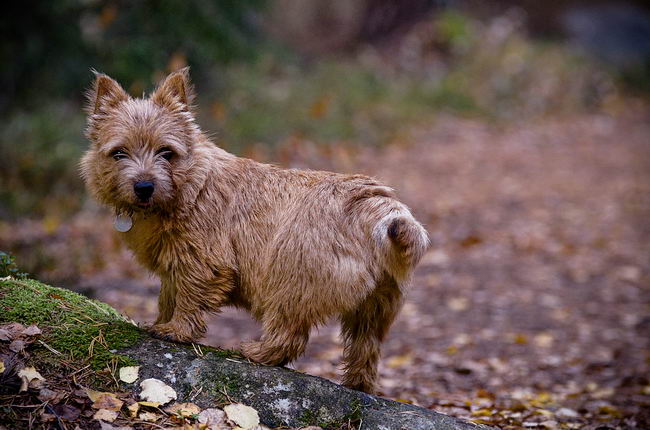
[110,150,128,161]
[157,148,175,161]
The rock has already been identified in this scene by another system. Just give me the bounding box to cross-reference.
[0,278,489,430]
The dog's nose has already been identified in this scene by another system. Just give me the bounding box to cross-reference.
[134,181,154,201]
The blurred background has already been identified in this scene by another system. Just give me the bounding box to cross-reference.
[1,1,649,427]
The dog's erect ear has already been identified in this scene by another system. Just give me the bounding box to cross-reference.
[152,67,195,112]
[87,71,128,114]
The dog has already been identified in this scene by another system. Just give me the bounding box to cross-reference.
[80,68,428,393]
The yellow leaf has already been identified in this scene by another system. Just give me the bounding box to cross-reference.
[85,388,109,403]
[386,353,413,368]
[127,402,140,417]
[0,360,4,373]
[446,345,458,355]
[164,402,201,418]
[471,409,493,417]
[514,334,528,345]
[139,401,161,408]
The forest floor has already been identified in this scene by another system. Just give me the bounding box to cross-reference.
[3,106,649,429]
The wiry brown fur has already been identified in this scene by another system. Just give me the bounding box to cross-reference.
[80,69,429,393]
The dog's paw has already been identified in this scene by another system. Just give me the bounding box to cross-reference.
[149,323,194,343]
[241,341,288,366]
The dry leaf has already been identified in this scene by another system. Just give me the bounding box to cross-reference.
[94,409,119,422]
[93,393,124,411]
[9,339,25,352]
[138,401,161,408]
[0,328,11,341]
[139,378,177,405]
[534,333,554,348]
[85,388,109,403]
[138,411,160,422]
[51,404,81,421]
[447,297,469,312]
[18,366,45,391]
[223,403,260,429]
[38,388,65,403]
[99,422,134,430]
[386,353,413,368]
[0,360,4,374]
[22,325,42,336]
[198,408,227,428]
[164,402,201,418]
[119,366,139,384]
[127,402,140,418]
[2,323,25,339]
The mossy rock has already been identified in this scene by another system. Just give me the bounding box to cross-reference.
[0,278,142,370]
[0,277,489,429]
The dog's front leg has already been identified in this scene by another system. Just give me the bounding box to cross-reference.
[154,278,176,324]
[150,269,235,343]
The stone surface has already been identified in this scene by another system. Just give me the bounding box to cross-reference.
[122,338,488,429]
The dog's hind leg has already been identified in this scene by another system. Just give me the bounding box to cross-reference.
[340,274,403,394]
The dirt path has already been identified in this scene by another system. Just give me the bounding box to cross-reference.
[9,109,648,428]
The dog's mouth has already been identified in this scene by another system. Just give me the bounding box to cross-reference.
[134,199,153,209]
[135,200,152,209]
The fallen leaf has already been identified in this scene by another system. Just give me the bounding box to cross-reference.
[38,388,65,403]
[0,328,10,341]
[1,323,25,339]
[52,404,81,421]
[93,393,124,411]
[9,339,25,352]
[22,325,42,336]
[534,333,554,348]
[94,409,119,422]
[139,378,177,405]
[555,408,579,419]
[138,401,161,408]
[447,297,469,312]
[119,366,139,384]
[139,411,160,422]
[127,402,140,417]
[164,402,201,418]
[386,353,413,368]
[513,334,528,345]
[18,366,45,391]
[85,388,109,403]
[198,408,227,428]
[100,422,134,430]
[224,403,260,429]
[0,360,4,373]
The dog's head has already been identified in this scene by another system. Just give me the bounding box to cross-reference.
[81,68,199,214]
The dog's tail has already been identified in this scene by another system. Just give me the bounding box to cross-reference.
[373,205,429,282]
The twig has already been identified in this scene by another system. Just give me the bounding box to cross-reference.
[37,340,62,355]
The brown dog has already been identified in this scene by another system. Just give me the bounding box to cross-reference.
[81,69,428,393]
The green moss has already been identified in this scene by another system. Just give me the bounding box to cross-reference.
[298,398,362,429]
[0,278,143,370]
